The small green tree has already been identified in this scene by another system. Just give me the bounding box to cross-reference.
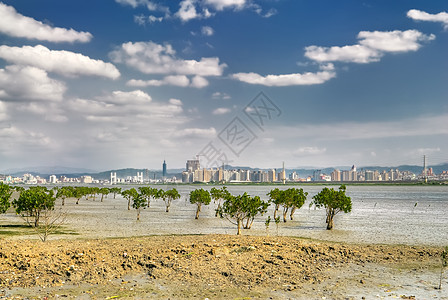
[189,189,211,219]
[283,188,308,222]
[310,185,352,230]
[110,187,122,199]
[210,187,231,217]
[242,195,270,229]
[132,193,147,221]
[99,187,110,202]
[265,216,271,236]
[267,188,282,219]
[0,183,12,214]
[122,188,138,210]
[162,188,180,212]
[56,186,73,206]
[217,192,269,235]
[72,186,86,205]
[12,186,56,227]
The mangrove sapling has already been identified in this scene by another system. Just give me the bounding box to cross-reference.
[110,187,122,199]
[439,246,448,289]
[267,188,282,219]
[132,193,147,221]
[12,186,56,228]
[310,185,352,230]
[162,188,180,212]
[99,187,110,202]
[243,195,270,229]
[56,186,73,206]
[217,192,269,235]
[0,183,12,214]
[121,188,138,210]
[265,216,271,236]
[189,188,211,219]
[210,187,230,217]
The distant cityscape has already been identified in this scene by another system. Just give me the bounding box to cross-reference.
[1,158,447,185]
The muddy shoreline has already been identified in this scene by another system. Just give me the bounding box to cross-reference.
[1,234,446,299]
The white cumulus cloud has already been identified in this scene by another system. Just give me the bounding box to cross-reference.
[176,0,199,22]
[204,0,246,11]
[110,41,226,76]
[407,9,448,30]
[127,75,209,88]
[174,127,217,138]
[0,45,120,79]
[201,26,214,36]
[0,65,66,102]
[212,107,231,115]
[232,64,336,86]
[305,30,435,64]
[0,2,92,43]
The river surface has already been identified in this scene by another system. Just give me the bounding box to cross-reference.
[5,184,448,246]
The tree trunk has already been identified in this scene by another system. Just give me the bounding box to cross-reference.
[215,202,221,217]
[137,210,140,221]
[326,214,334,230]
[34,213,39,228]
[101,195,104,202]
[248,218,255,229]
[166,201,170,212]
[274,204,279,219]
[62,198,65,206]
[237,219,241,235]
[76,198,80,205]
[127,199,131,210]
[290,207,296,220]
[195,204,201,219]
[283,207,288,222]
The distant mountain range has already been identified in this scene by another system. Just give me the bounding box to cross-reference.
[1,163,447,180]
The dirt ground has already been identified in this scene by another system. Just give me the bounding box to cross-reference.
[1,234,447,299]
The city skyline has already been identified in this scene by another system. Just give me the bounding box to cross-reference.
[0,1,447,171]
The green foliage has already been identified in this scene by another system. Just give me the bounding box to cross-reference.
[12,186,56,227]
[217,192,269,235]
[138,187,162,207]
[99,187,110,202]
[189,188,211,219]
[267,188,308,222]
[132,193,147,221]
[310,185,352,230]
[210,187,231,217]
[121,188,139,210]
[110,187,122,199]
[0,183,12,214]
[162,188,180,212]
[55,186,74,206]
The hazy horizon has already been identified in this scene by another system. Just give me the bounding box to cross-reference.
[0,1,447,171]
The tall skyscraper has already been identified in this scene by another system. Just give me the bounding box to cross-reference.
[162,160,167,178]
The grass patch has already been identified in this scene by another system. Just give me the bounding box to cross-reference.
[0,224,78,237]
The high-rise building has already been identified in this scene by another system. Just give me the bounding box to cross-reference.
[162,160,167,178]
[186,159,200,172]
[331,169,341,181]
[268,169,276,182]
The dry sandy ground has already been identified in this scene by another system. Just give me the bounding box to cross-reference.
[0,235,447,299]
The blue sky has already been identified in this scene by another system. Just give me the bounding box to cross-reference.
[0,0,447,171]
